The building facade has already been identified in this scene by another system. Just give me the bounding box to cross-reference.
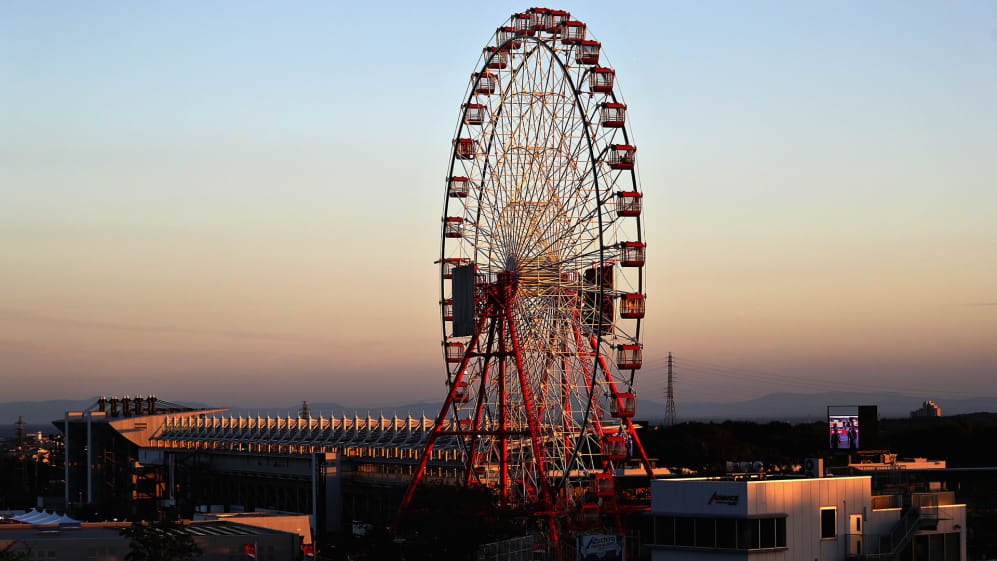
[646,475,965,560]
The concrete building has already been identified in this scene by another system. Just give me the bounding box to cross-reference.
[646,475,965,560]
[56,395,225,517]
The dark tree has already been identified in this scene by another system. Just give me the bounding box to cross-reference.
[395,484,532,561]
[0,543,29,561]
[119,519,201,561]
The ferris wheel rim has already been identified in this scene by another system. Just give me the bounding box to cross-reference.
[435,10,647,505]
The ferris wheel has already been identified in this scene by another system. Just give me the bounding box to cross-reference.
[399,8,652,536]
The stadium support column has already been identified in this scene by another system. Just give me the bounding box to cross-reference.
[311,453,317,540]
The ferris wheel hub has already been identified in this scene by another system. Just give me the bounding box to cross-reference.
[495,270,519,303]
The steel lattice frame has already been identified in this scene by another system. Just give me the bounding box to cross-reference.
[398,9,651,538]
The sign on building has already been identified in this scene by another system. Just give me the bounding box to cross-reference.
[576,534,623,561]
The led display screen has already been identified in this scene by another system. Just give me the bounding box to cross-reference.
[828,406,860,450]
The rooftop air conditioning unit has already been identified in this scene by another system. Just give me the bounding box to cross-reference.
[804,458,823,478]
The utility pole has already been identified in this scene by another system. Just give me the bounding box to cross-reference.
[664,353,677,426]
[15,416,25,452]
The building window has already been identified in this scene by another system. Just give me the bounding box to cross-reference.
[945,532,960,560]
[651,516,786,550]
[820,507,837,539]
[737,519,759,549]
[675,517,695,546]
[914,533,962,561]
[696,517,716,548]
[716,518,736,548]
[760,517,776,548]
[654,516,674,544]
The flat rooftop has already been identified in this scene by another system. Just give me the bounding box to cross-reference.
[0,521,289,541]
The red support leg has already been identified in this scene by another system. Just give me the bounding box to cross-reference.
[504,307,554,505]
[497,314,508,507]
[464,317,497,486]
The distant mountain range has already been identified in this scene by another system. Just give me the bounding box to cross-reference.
[662,392,997,423]
[3,392,996,426]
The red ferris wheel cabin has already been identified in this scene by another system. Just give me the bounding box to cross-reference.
[512,12,532,35]
[472,72,497,95]
[577,40,601,65]
[594,473,615,497]
[445,342,465,363]
[455,138,476,159]
[463,103,487,125]
[620,241,646,267]
[448,176,470,197]
[607,144,636,170]
[528,8,550,33]
[610,392,637,418]
[442,217,464,238]
[615,190,642,216]
[603,435,627,461]
[549,10,570,32]
[453,381,470,403]
[599,102,626,128]
[483,46,508,69]
[615,344,643,370]
[560,20,586,44]
[440,299,453,321]
[620,293,646,319]
[495,26,521,50]
[589,67,615,93]
[528,8,569,34]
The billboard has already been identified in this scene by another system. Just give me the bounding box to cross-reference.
[451,264,475,336]
[827,406,859,450]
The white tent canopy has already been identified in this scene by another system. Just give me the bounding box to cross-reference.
[8,509,79,524]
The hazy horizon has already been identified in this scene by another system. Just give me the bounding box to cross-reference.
[5,389,997,428]
[2,2,995,405]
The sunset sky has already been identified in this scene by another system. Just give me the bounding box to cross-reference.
[2,1,995,407]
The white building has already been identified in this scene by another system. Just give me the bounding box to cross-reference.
[646,475,964,560]
[911,401,941,417]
